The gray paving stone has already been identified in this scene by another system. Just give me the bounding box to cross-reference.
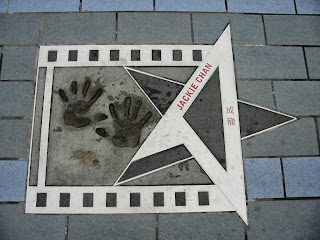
[234,46,307,79]
[0,120,31,159]
[274,81,320,116]
[193,13,264,45]
[118,13,192,44]
[242,118,319,157]
[159,213,244,240]
[296,0,320,14]
[247,200,320,239]
[0,160,27,201]
[0,13,40,44]
[69,215,156,240]
[0,0,6,12]
[264,15,320,46]
[227,0,296,14]
[283,157,320,197]
[1,46,38,80]
[156,0,226,12]
[0,204,65,240]
[245,158,284,199]
[305,47,320,79]
[41,13,116,45]
[237,81,275,109]
[9,0,79,12]
[82,0,153,11]
[0,82,34,116]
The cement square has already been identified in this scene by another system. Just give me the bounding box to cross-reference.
[0,204,66,240]
[159,213,245,240]
[193,13,265,45]
[0,13,40,44]
[118,13,192,44]
[274,81,320,116]
[245,158,284,199]
[282,157,320,197]
[82,0,153,11]
[156,0,226,12]
[9,0,79,12]
[305,47,320,79]
[0,0,6,12]
[0,120,31,159]
[1,46,38,80]
[0,161,27,201]
[68,215,156,240]
[0,82,34,117]
[247,200,320,239]
[234,46,307,79]
[296,0,320,14]
[41,13,116,45]
[264,15,320,46]
[227,0,296,14]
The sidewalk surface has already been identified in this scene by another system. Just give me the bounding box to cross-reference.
[0,0,320,239]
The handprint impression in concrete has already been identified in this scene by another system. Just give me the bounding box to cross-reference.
[59,79,103,128]
[96,97,153,148]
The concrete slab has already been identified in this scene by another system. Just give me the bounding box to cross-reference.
[156,0,226,12]
[242,118,319,157]
[193,13,265,45]
[0,13,40,44]
[283,157,320,197]
[0,120,30,159]
[264,15,320,46]
[41,13,116,45]
[0,161,27,201]
[118,13,192,44]
[0,82,34,117]
[234,46,307,79]
[247,200,320,239]
[305,47,320,79]
[82,0,153,11]
[227,0,296,14]
[159,213,244,240]
[245,158,284,199]
[0,204,65,240]
[274,81,320,116]
[69,215,156,240]
[237,81,275,109]
[1,46,38,80]
[0,0,6,12]
[296,0,320,14]
[9,0,79,12]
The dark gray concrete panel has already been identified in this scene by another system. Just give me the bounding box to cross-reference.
[247,200,320,240]
[264,15,320,46]
[0,82,34,116]
[237,81,275,109]
[41,13,116,45]
[0,120,31,159]
[193,13,265,45]
[234,46,307,79]
[305,47,320,79]
[274,81,320,116]
[242,118,319,157]
[118,13,192,44]
[1,46,38,80]
[69,215,156,240]
[0,204,65,240]
[159,213,244,240]
[0,13,40,44]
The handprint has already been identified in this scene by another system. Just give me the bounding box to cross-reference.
[96,97,152,148]
[59,80,102,128]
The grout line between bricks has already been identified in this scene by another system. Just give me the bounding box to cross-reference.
[153,0,156,11]
[65,216,69,240]
[0,116,31,120]
[244,223,248,240]
[0,158,27,160]
[261,15,268,46]
[294,0,298,14]
[244,154,320,159]
[6,0,9,13]
[237,78,319,81]
[314,118,320,154]
[280,158,287,198]
[248,197,320,201]
[79,0,82,12]
[190,13,194,44]
[302,47,310,79]
[271,81,278,109]
[115,12,118,43]
[225,0,228,12]
[156,214,159,240]
[0,48,3,80]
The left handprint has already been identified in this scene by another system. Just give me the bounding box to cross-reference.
[58,79,103,128]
